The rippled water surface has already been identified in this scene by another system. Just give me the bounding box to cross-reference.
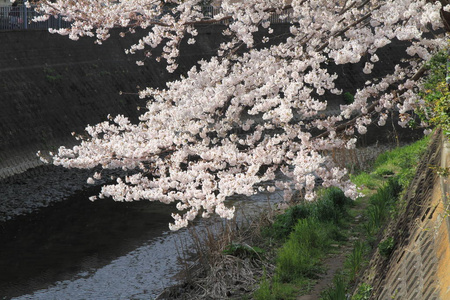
[12,232,187,300]
[0,184,278,300]
[1,135,419,299]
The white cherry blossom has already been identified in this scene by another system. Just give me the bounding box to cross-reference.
[35,0,447,229]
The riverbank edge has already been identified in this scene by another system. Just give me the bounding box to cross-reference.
[155,136,431,300]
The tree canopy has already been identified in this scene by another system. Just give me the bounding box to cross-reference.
[34,0,447,230]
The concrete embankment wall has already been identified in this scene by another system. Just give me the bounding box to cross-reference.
[0,26,231,178]
[0,25,413,179]
[355,131,450,300]
[0,24,300,179]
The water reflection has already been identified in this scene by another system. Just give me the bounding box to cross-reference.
[12,232,189,300]
[0,186,175,299]
[0,185,280,300]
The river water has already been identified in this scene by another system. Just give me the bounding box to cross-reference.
[0,126,423,299]
[0,180,279,300]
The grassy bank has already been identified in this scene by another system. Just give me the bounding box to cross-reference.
[157,137,430,299]
[320,136,429,299]
[254,188,353,299]
[252,136,429,300]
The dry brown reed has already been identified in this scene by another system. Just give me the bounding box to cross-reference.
[157,207,277,299]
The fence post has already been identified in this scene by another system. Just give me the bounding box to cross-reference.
[23,1,28,30]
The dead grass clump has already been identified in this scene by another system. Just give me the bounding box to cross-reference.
[157,209,277,299]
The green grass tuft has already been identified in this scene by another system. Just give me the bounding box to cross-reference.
[345,240,369,282]
[373,137,429,188]
[276,218,329,282]
[320,274,348,300]
[265,188,352,240]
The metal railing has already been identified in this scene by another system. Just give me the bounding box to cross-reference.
[0,6,70,30]
[0,5,292,31]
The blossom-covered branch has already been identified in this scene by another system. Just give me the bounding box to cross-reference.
[36,0,447,229]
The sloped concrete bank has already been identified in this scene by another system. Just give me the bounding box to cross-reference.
[0,25,231,222]
[0,26,229,179]
[354,131,450,299]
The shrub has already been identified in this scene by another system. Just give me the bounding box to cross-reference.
[311,188,352,223]
[378,237,395,257]
[265,188,351,239]
[352,283,373,300]
[343,92,354,104]
[267,204,312,239]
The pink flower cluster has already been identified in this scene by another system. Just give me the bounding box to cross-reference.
[36,0,446,229]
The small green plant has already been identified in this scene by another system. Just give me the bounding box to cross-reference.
[429,165,450,177]
[271,280,298,300]
[374,167,395,177]
[362,221,378,245]
[222,242,265,259]
[254,270,273,300]
[378,236,395,257]
[45,74,63,82]
[352,283,373,300]
[254,271,299,300]
[345,240,368,282]
[44,67,63,83]
[366,204,385,229]
[320,274,348,300]
[343,92,354,104]
[99,70,111,76]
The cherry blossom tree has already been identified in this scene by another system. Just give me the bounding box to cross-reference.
[34,0,448,230]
